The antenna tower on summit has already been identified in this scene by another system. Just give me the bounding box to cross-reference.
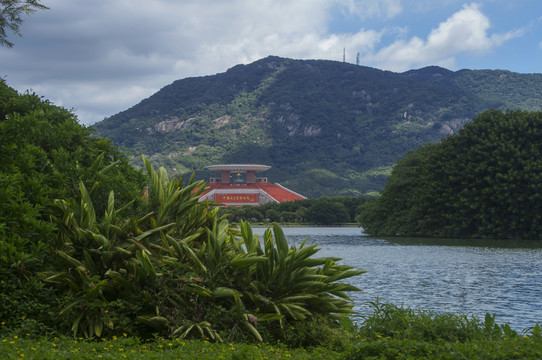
[356,52,360,66]
[343,47,345,62]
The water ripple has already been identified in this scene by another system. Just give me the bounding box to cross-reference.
[253,226,542,330]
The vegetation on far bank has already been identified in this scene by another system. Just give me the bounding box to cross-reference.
[358,109,542,240]
[218,196,368,225]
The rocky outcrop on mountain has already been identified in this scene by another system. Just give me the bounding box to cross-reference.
[94,56,542,198]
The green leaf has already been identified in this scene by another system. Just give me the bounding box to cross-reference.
[137,315,169,330]
[94,320,103,337]
[71,313,83,336]
[213,287,236,298]
[173,324,193,339]
[57,250,83,267]
[135,250,158,279]
[272,223,289,257]
[133,222,176,242]
[255,313,284,322]
[230,254,268,268]
[242,320,263,342]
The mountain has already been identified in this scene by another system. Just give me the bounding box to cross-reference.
[93,56,542,198]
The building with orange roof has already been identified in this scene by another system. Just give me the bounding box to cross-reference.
[198,164,306,206]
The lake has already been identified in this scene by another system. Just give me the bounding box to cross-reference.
[252,226,542,331]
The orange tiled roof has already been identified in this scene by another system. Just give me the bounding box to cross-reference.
[254,182,304,202]
[199,182,305,205]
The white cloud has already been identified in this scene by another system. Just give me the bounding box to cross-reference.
[335,0,403,19]
[362,3,524,71]
[4,0,386,124]
[0,1,528,124]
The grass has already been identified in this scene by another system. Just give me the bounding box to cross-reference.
[348,301,542,359]
[2,302,541,359]
[345,336,542,360]
[0,336,341,360]
[2,332,541,360]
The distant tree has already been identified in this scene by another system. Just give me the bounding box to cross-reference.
[0,0,47,47]
[242,205,264,222]
[306,198,350,225]
[356,143,440,235]
[265,208,281,222]
[296,206,308,222]
[358,110,542,240]
[280,211,298,223]
[218,197,367,224]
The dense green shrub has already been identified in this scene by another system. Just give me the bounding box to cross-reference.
[346,301,542,360]
[1,80,148,339]
[38,158,364,342]
[1,79,364,345]
[358,301,496,342]
[0,79,147,276]
[305,199,350,225]
[0,274,60,337]
[1,80,365,346]
[358,110,542,239]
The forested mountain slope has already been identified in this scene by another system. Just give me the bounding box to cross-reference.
[93,56,542,197]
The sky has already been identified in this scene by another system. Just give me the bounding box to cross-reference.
[1,0,541,125]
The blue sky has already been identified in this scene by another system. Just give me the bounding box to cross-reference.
[1,0,541,125]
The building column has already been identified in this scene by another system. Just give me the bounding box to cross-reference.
[246,170,256,183]
[221,171,230,184]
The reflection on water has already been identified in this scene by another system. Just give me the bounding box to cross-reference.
[252,226,542,330]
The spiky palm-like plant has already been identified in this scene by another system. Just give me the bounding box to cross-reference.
[42,155,365,342]
[43,156,213,337]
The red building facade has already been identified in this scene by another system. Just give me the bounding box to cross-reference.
[198,164,306,206]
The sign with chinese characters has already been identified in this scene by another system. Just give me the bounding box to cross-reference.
[215,193,259,203]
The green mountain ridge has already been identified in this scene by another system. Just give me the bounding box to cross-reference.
[93,56,542,198]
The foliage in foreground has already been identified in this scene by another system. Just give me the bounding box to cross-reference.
[345,301,542,360]
[358,301,532,342]
[0,80,364,346]
[345,336,542,360]
[1,303,541,359]
[358,109,542,239]
[0,78,147,277]
[0,336,342,360]
[3,155,363,344]
[39,157,363,342]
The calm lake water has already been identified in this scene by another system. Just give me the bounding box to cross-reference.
[252,226,542,331]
